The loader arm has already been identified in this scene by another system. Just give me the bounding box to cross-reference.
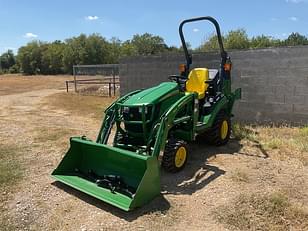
[150,93,197,157]
[96,89,142,144]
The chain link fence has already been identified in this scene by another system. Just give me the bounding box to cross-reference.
[66,64,120,96]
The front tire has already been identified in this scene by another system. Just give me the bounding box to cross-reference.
[203,111,231,146]
[162,139,188,173]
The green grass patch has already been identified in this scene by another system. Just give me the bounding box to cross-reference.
[213,192,308,231]
[263,138,284,150]
[0,145,23,189]
[0,145,23,231]
[299,125,308,137]
[232,123,257,141]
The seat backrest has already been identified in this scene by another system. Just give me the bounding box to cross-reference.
[186,68,209,99]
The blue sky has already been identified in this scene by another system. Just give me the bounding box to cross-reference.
[0,0,307,54]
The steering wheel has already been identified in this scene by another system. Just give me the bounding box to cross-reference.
[168,75,187,82]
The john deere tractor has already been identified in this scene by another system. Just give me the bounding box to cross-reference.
[52,16,241,211]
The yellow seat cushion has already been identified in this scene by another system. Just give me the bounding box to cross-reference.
[186,68,209,99]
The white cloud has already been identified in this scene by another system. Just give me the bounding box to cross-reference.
[85,16,99,21]
[270,17,278,21]
[288,16,298,21]
[193,28,199,32]
[23,32,38,38]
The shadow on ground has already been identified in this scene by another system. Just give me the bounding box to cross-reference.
[161,138,238,195]
[52,181,170,222]
[161,135,269,195]
[51,132,269,221]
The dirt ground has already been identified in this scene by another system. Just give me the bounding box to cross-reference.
[0,75,307,231]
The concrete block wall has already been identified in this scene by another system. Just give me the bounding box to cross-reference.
[119,46,308,124]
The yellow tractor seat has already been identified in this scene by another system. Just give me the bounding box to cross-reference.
[186,68,209,99]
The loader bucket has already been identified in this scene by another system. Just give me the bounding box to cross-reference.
[52,137,160,211]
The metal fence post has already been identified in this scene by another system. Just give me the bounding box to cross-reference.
[73,65,77,92]
[113,67,116,96]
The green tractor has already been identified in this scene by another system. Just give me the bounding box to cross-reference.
[52,16,241,211]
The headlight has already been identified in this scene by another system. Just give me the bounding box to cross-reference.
[123,106,129,113]
[138,106,148,114]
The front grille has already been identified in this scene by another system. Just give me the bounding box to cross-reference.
[122,106,152,121]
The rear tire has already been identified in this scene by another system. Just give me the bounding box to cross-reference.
[162,139,188,173]
[203,111,231,146]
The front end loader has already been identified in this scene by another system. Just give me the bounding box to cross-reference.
[52,16,241,211]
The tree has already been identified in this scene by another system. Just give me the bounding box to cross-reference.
[83,34,110,64]
[250,35,273,48]
[225,29,249,50]
[62,34,111,73]
[196,33,222,52]
[284,32,308,46]
[130,33,167,55]
[167,46,181,53]
[41,41,65,74]
[120,40,137,57]
[179,42,192,52]
[17,41,44,75]
[0,50,16,71]
[108,37,122,63]
[62,34,86,73]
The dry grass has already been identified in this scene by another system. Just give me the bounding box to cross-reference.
[42,92,116,120]
[33,127,78,144]
[31,127,81,152]
[214,192,308,231]
[230,169,249,183]
[0,74,69,95]
[232,123,308,165]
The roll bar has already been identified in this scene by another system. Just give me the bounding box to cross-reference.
[179,16,227,71]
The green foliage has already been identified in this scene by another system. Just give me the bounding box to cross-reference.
[17,41,44,75]
[15,33,169,75]
[197,30,308,52]
[250,35,274,48]
[225,29,250,50]
[196,33,221,52]
[130,33,167,55]
[284,32,308,46]
[108,37,122,63]
[232,123,256,141]
[62,34,111,73]
[196,29,251,51]
[41,40,65,74]
[0,50,17,72]
[120,40,137,57]
[8,64,20,73]
[8,29,308,75]
[167,46,181,53]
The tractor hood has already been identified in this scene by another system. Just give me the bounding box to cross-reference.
[122,82,179,106]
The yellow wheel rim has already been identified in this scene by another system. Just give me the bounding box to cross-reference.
[220,120,228,140]
[175,146,187,168]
